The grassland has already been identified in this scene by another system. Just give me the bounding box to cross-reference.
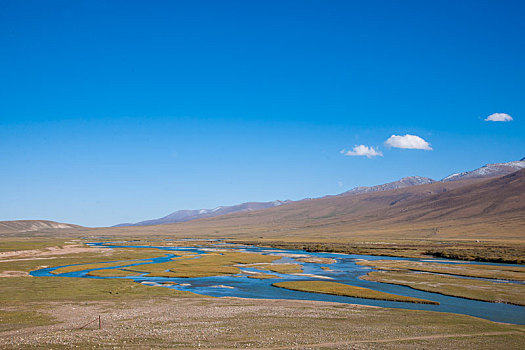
[129,251,280,278]
[0,276,199,304]
[242,262,304,274]
[49,250,197,275]
[362,270,525,306]
[1,236,525,349]
[3,297,524,349]
[273,281,439,304]
[51,259,154,274]
[357,259,525,281]
[0,238,73,252]
[228,239,525,264]
[0,246,178,280]
[87,268,144,277]
[295,257,336,264]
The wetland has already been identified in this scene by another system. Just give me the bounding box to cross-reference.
[30,239,525,324]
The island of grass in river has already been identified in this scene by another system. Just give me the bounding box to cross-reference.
[273,281,439,304]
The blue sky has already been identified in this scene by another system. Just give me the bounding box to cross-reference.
[1,0,524,227]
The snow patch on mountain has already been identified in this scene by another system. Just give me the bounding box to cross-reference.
[340,176,435,196]
[442,160,525,182]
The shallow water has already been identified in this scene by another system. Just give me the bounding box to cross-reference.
[30,241,525,324]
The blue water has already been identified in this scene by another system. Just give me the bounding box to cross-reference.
[30,241,525,324]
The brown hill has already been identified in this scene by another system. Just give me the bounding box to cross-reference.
[0,220,81,234]
[106,169,525,241]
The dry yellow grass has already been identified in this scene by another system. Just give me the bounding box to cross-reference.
[247,273,279,279]
[51,259,154,274]
[363,270,525,306]
[132,251,280,278]
[295,257,336,264]
[273,281,439,304]
[87,268,143,277]
[242,262,304,274]
[357,260,525,281]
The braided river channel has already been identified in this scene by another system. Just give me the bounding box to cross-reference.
[31,240,525,324]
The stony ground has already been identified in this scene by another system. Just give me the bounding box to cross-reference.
[1,297,524,349]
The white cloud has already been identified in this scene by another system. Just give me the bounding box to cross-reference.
[384,134,432,150]
[485,113,513,122]
[340,145,383,158]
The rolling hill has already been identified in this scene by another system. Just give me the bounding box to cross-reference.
[0,220,81,234]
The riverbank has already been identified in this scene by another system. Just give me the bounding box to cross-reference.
[227,239,525,264]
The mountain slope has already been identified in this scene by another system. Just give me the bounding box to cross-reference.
[108,169,525,241]
[0,220,81,234]
[115,175,437,227]
[115,200,291,227]
[113,157,524,230]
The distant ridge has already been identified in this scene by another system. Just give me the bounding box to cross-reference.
[0,220,81,234]
[114,200,292,227]
[338,158,525,197]
[441,159,525,182]
[340,176,435,196]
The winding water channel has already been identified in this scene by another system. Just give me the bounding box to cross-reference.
[30,240,525,324]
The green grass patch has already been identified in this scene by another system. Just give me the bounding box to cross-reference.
[0,277,200,304]
[272,280,439,304]
[0,238,71,252]
[0,310,55,332]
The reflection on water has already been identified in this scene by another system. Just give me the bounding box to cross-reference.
[30,240,525,324]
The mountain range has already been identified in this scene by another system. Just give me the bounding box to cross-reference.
[107,167,524,242]
[115,158,525,227]
[114,200,291,227]
[441,159,525,182]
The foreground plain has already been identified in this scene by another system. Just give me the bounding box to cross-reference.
[1,236,525,349]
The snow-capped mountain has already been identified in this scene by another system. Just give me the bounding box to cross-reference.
[339,176,435,196]
[442,159,525,182]
[114,200,291,227]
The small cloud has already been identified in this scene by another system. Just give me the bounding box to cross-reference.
[338,181,344,188]
[384,134,432,150]
[340,145,383,158]
[485,113,513,122]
